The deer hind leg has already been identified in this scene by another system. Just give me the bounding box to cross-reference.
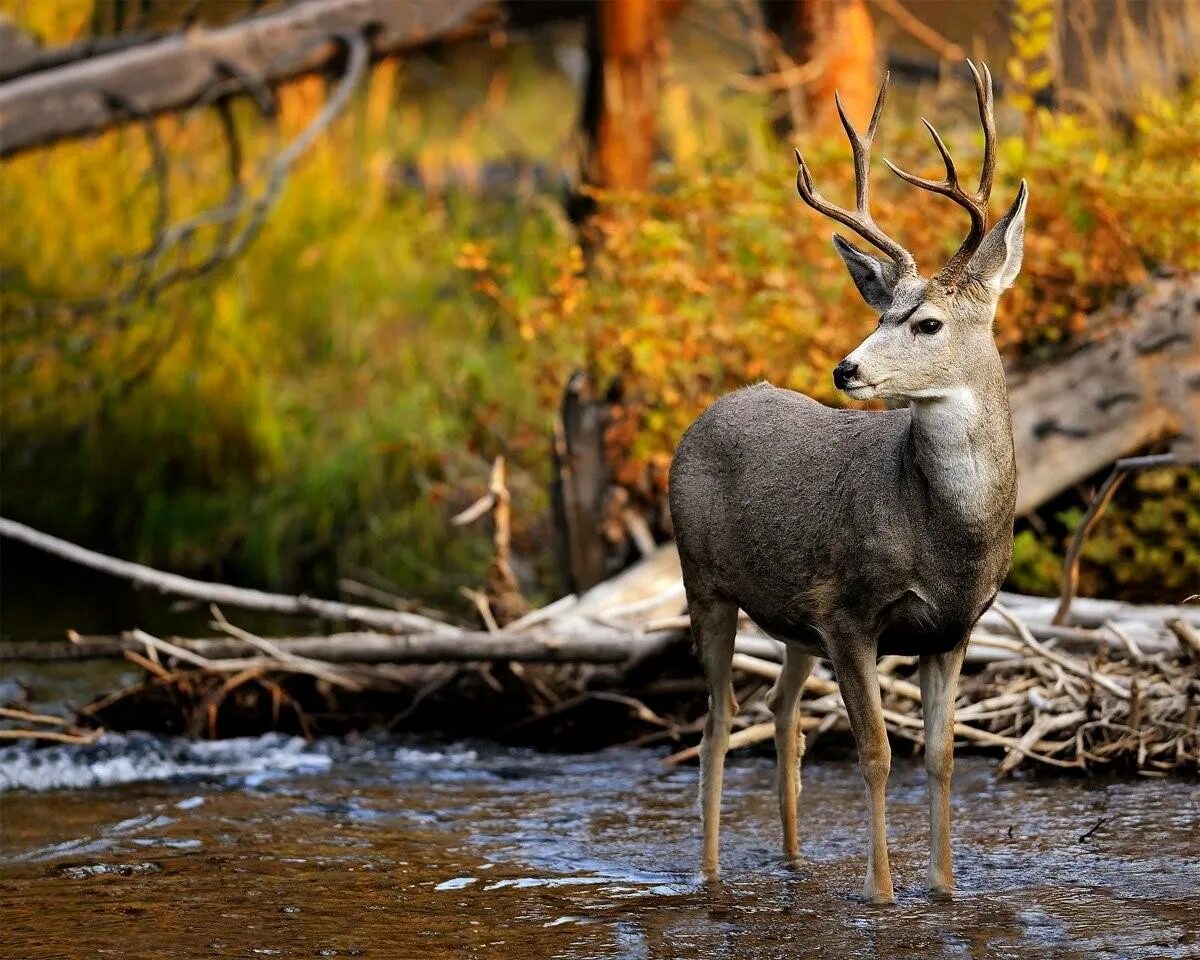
[831,645,894,904]
[767,648,816,861]
[919,642,967,895]
[692,596,738,877]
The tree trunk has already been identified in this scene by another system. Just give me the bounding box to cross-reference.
[551,372,622,593]
[580,0,663,192]
[760,0,877,134]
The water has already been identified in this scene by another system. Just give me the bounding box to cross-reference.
[2,736,1197,959]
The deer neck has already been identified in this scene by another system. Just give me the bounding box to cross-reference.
[904,362,1015,529]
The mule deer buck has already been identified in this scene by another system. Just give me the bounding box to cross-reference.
[669,62,1026,904]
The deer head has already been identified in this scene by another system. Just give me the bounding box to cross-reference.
[795,61,1027,402]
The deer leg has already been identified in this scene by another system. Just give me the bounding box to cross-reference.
[919,642,967,895]
[831,646,894,904]
[693,597,738,877]
[767,648,816,861]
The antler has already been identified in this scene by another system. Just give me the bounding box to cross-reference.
[883,60,997,283]
[794,73,916,273]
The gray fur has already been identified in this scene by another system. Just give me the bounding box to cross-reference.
[669,380,1015,658]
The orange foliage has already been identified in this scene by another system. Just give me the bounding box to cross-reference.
[470,97,1199,512]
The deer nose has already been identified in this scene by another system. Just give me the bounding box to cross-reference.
[833,359,859,389]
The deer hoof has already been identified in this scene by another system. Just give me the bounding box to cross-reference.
[929,879,955,899]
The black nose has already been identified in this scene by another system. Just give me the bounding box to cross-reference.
[833,359,858,389]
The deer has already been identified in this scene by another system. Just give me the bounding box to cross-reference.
[668,61,1026,905]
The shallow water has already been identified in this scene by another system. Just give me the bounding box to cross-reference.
[2,735,1198,959]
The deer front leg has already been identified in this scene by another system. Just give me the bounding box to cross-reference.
[767,648,816,861]
[692,597,738,877]
[919,642,967,895]
[831,646,894,904]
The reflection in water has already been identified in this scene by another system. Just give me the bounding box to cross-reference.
[1,738,1198,958]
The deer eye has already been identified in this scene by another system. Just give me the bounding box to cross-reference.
[915,317,943,335]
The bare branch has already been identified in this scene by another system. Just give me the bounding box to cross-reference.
[0,516,454,635]
[1053,453,1198,626]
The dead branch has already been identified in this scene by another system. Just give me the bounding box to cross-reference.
[0,706,72,726]
[0,728,103,745]
[0,0,497,157]
[453,456,529,626]
[867,0,964,62]
[0,517,452,635]
[1053,453,1197,624]
[0,702,103,745]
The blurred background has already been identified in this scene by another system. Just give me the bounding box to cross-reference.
[1,0,1197,632]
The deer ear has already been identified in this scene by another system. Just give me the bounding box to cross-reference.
[968,180,1027,293]
[832,234,899,311]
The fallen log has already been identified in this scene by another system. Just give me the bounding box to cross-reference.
[2,625,679,665]
[0,0,497,157]
[2,521,1193,665]
[1008,272,1200,514]
[995,590,1200,629]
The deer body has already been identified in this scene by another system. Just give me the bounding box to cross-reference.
[672,381,1015,662]
[669,63,1028,903]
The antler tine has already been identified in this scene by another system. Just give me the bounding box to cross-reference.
[969,59,997,207]
[883,58,1000,282]
[794,73,915,271]
[883,119,961,196]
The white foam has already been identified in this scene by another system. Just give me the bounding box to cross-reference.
[0,732,481,793]
[0,733,331,792]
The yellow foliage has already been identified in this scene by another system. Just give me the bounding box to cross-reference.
[0,0,90,43]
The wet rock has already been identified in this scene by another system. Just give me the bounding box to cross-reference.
[53,861,162,879]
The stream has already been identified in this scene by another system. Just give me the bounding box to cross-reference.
[2,733,1198,959]
[3,545,1199,957]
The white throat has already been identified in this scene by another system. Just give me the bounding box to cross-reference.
[909,387,1011,521]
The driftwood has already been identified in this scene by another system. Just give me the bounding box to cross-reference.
[2,525,1193,666]
[0,518,452,635]
[4,626,667,667]
[2,519,1196,772]
[667,603,1199,776]
[0,0,497,157]
[0,705,101,746]
[1008,272,1200,514]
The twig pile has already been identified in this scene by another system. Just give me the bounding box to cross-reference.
[693,599,1199,776]
[2,518,1197,775]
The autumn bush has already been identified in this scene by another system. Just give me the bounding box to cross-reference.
[491,92,1200,455]
[477,79,1200,599]
[1,51,578,604]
